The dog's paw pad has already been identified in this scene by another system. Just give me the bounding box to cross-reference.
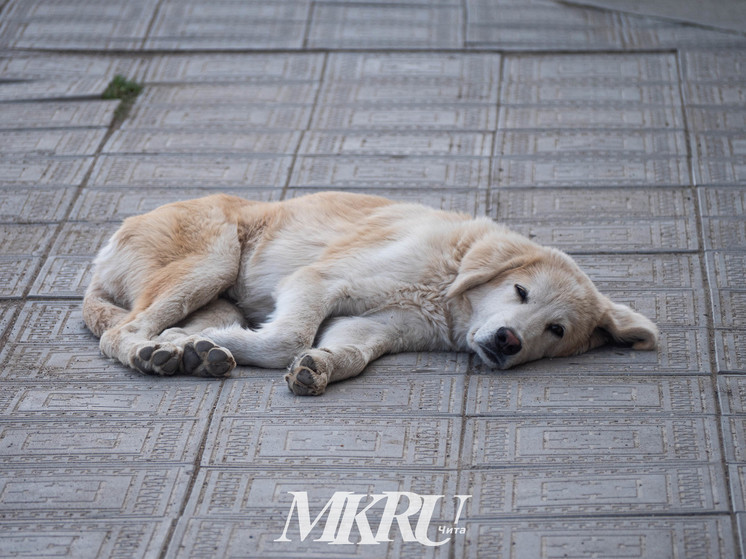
[133,343,181,376]
[182,338,235,378]
[286,354,328,396]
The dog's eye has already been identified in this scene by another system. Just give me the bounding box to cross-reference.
[514,284,528,303]
[547,324,565,338]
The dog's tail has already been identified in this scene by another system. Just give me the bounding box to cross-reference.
[82,275,128,338]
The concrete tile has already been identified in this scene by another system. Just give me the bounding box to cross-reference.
[0,27,144,52]
[681,49,746,82]
[462,416,721,466]
[0,418,208,465]
[705,251,746,289]
[49,222,120,257]
[500,217,698,252]
[124,104,313,131]
[138,83,319,105]
[722,415,746,462]
[0,344,134,381]
[0,519,172,559]
[0,301,20,339]
[713,288,746,328]
[181,467,459,519]
[216,371,465,417]
[0,224,56,256]
[0,77,112,101]
[0,53,144,81]
[694,134,746,185]
[0,100,119,129]
[456,517,735,558]
[730,466,746,511]
[460,465,728,516]
[699,186,746,217]
[0,187,76,224]
[165,516,452,559]
[0,129,106,155]
[590,289,708,328]
[688,107,746,134]
[703,218,746,250]
[501,82,681,106]
[496,129,687,157]
[493,187,695,220]
[143,54,324,83]
[501,52,678,82]
[308,4,462,48]
[0,381,220,418]
[286,187,480,215]
[466,374,716,416]
[493,156,690,187]
[0,157,94,187]
[320,81,498,106]
[145,0,309,49]
[498,105,684,129]
[300,131,493,157]
[685,82,746,106]
[311,105,498,131]
[0,0,157,49]
[7,301,94,345]
[70,187,282,222]
[145,25,308,50]
[697,158,746,185]
[472,328,711,375]
[151,0,310,22]
[325,52,500,82]
[0,257,41,299]
[624,22,746,50]
[289,156,489,189]
[202,416,462,469]
[572,253,703,290]
[467,8,624,50]
[88,155,293,188]
[717,376,746,415]
[0,466,192,519]
[28,256,92,298]
[104,130,302,155]
[715,330,746,373]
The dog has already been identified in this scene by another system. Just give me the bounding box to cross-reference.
[83,191,658,396]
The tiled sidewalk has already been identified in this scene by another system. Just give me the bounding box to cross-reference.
[0,1,745,558]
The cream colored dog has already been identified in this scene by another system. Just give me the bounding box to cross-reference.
[83,192,658,396]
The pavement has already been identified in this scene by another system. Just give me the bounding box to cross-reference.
[0,0,745,557]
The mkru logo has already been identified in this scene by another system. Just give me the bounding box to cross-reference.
[275,491,471,546]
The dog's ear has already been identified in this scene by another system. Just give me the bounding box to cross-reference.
[446,237,527,299]
[590,300,659,351]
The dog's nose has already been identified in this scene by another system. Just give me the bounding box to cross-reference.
[495,327,522,355]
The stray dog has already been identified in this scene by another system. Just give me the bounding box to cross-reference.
[83,192,658,396]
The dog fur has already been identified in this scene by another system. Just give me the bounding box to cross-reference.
[83,191,658,396]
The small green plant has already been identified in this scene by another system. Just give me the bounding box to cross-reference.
[102,75,143,123]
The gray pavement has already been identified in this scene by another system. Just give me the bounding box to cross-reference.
[0,0,745,557]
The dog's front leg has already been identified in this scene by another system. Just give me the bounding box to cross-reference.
[284,312,412,396]
[204,267,331,368]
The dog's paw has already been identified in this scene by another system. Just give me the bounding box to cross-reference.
[181,338,235,378]
[285,354,329,396]
[132,342,181,376]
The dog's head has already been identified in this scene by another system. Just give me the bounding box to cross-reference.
[448,231,658,369]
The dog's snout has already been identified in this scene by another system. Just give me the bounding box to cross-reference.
[495,327,522,356]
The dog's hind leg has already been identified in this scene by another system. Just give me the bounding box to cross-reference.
[98,229,241,377]
[157,298,247,377]
[284,312,410,396]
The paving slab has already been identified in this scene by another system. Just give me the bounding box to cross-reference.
[69,187,282,222]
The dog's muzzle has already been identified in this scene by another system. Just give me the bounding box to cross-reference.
[478,327,523,368]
